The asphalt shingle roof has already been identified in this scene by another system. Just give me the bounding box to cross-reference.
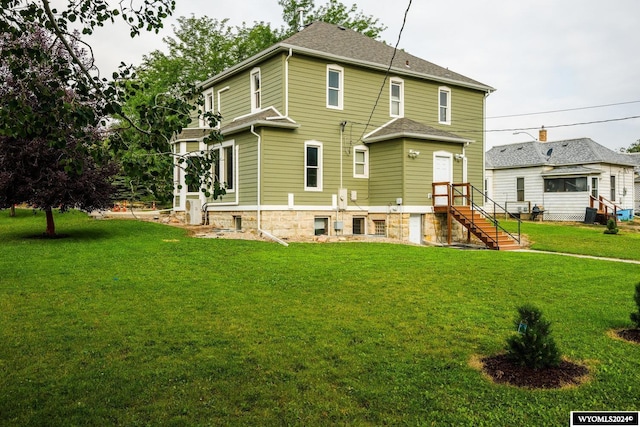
[363,117,471,143]
[202,21,493,93]
[486,138,636,169]
[281,22,493,91]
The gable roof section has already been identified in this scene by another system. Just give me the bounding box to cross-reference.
[363,117,472,144]
[200,22,494,93]
[486,138,636,169]
[174,107,299,141]
[220,107,299,136]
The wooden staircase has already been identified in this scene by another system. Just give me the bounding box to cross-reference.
[450,206,521,251]
[589,195,621,224]
[433,182,521,251]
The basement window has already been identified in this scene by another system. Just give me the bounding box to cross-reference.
[373,220,386,236]
[314,217,329,236]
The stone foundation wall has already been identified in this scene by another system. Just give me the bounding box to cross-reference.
[198,209,469,245]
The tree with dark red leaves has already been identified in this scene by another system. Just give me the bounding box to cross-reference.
[0,27,118,236]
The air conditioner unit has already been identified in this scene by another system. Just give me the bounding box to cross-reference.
[185,199,202,225]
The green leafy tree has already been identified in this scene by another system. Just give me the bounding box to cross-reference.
[506,304,561,369]
[114,1,386,202]
[278,0,386,38]
[625,139,640,153]
[114,16,278,202]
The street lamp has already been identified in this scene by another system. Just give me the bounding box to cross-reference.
[513,131,538,141]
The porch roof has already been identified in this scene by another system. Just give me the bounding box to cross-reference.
[541,165,602,177]
[363,117,473,144]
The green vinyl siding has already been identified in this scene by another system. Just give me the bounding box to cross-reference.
[181,48,487,211]
[369,141,404,206]
[236,134,258,205]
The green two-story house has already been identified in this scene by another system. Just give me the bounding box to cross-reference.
[173,21,494,244]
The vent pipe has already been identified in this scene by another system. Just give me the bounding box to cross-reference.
[297,7,306,32]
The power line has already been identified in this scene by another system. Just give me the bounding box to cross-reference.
[445,114,640,134]
[359,0,412,141]
[487,100,640,120]
[487,114,640,133]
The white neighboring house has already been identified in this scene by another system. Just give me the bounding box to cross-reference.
[625,152,640,215]
[485,138,636,221]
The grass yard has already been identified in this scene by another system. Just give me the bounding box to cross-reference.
[1,210,639,426]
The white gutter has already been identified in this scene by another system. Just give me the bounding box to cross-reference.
[251,124,288,246]
[285,48,292,117]
[265,48,294,122]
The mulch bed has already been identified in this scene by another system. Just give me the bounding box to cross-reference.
[616,328,640,344]
[480,354,589,389]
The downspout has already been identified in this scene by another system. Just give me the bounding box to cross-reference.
[265,48,294,123]
[285,48,292,118]
[251,124,288,246]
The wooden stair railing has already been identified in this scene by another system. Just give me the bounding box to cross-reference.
[589,195,620,223]
[432,182,521,251]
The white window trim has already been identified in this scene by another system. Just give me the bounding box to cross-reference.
[200,89,214,128]
[353,145,369,178]
[250,68,261,112]
[390,78,404,118]
[438,86,451,125]
[326,64,344,110]
[212,140,237,193]
[304,140,323,191]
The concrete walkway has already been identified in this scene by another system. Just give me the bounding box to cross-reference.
[515,249,640,265]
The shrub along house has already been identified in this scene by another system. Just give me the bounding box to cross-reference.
[485,137,636,222]
[173,21,496,244]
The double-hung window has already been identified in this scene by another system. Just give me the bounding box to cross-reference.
[250,68,261,111]
[610,175,616,201]
[353,145,369,178]
[516,177,525,202]
[213,142,235,192]
[390,78,404,117]
[327,65,343,109]
[438,87,451,124]
[305,141,323,191]
[200,89,214,127]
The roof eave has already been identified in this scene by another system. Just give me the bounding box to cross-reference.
[221,120,300,136]
[199,42,494,93]
[364,131,472,144]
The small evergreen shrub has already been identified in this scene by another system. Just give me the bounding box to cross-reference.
[604,218,619,234]
[630,283,640,329]
[506,304,561,369]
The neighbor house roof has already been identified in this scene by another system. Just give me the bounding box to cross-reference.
[200,21,494,93]
[363,117,472,144]
[486,138,636,170]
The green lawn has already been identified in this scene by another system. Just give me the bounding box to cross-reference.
[1,210,639,426]
[521,219,640,260]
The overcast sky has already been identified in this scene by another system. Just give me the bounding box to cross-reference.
[86,0,640,151]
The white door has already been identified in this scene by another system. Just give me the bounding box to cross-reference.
[433,153,452,206]
[433,154,452,183]
[409,214,422,244]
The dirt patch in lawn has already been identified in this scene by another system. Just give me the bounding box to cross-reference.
[472,354,590,389]
[610,328,640,344]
